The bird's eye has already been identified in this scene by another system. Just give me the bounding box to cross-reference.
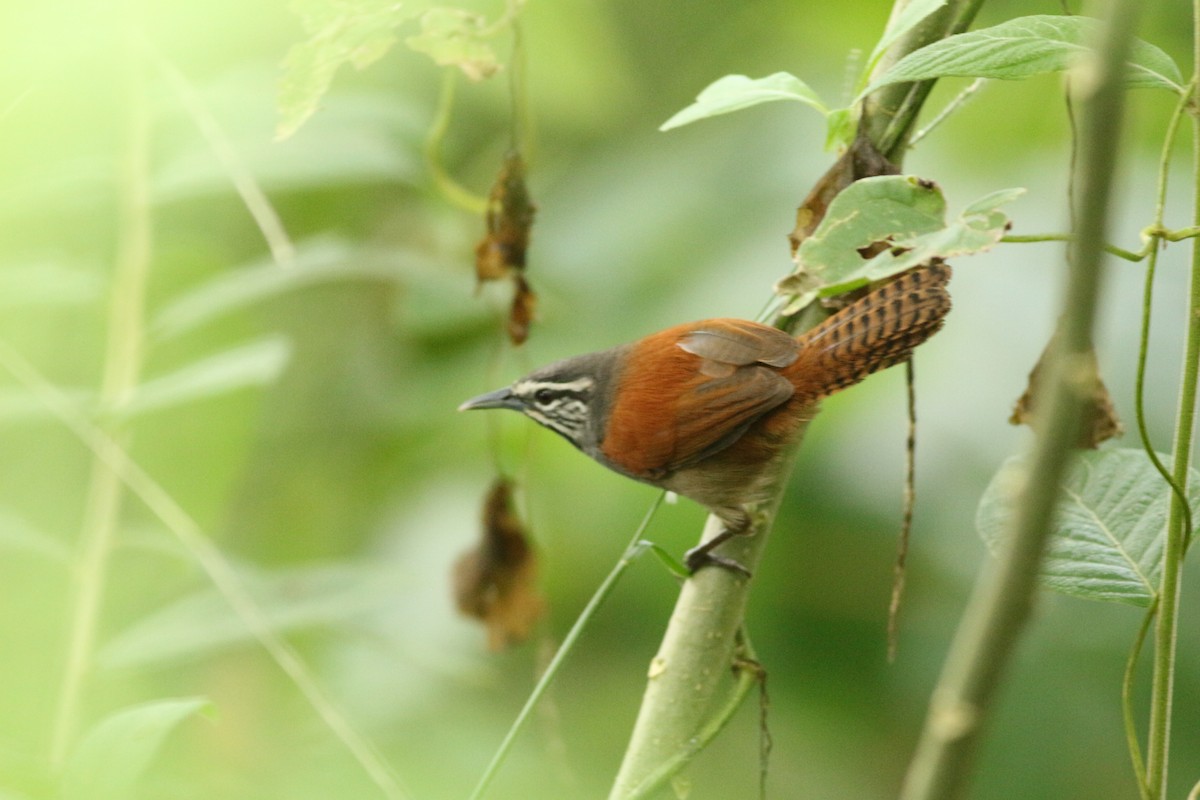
[533,388,555,405]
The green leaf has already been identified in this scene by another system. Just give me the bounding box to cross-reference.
[97,562,398,669]
[778,177,1020,313]
[60,697,212,800]
[863,15,1186,97]
[977,448,1200,606]
[866,0,947,72]
[277,0,431,139]
[660,72,829,132]
[633,540,690,579]
[404,7,502,81]
[849,186,1022,279]
[823,106,856,151]
[115,337,292,419]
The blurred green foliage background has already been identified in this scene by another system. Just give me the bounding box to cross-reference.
[1,0,1198,798]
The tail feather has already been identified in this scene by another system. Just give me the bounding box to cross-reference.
[786,265,952,403]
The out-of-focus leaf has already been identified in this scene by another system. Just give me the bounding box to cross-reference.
[115,337,291,419]
[405,7,502,80]
[977,449,1200,606]
[778,177,1019,313]
[277,0,432,139]
[97,562,399,669]
[863,15,1186,96]
[157,89,424,203]
[0,388,91,425]
[0,509,70,563]
[0,263,101,308]
[453,478,543,650]
[149,239,426,339]
[60,697,212,800]
[660,72,829,132]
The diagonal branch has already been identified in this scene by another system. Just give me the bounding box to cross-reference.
[608,2,986,797]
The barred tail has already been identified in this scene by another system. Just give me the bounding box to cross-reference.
[787,264,952,403]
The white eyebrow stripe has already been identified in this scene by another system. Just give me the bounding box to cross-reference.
[515,377,595,395]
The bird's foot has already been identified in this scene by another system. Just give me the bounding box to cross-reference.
[684,544,752,578]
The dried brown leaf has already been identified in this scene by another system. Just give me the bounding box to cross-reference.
[507,275,537,346]
[1010,337,1123,449]
[453,478,544,650]
[788,132,898,255]
[474,150,537,284]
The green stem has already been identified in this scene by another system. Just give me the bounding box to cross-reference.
[468,495,665,800]
[1124,600,1158,800]
[1002,233,1147,262]
[1003,224,1200,263]
[1124,76,1196,800]
[49,38,151,765]
[622,631,765,800]
[865,0,987,160]
[1144,42,1200,800]
[608,505,784,800]
[898,0,1140,796]
[425,69,489,215]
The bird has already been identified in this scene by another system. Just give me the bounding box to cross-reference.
[459,264,952,576]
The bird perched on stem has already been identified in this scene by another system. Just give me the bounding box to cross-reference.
[460,264,952,575]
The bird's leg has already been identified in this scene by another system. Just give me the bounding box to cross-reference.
[684,506,758,577]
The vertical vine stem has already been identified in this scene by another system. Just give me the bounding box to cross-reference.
[1145,0,1200,788]
[898,0,1141,797]
[1128,71,1195,800]
[49,28,151,765]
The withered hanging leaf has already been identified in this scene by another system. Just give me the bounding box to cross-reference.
[475,151,536,284]
[507,275,537,346]
[788,131,898,255]
[475,150,538,345]
[453,478,544,650]
[1010,336,1123,449]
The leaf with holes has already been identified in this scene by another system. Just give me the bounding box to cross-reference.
[777,176,1019,313]
[976,448,1200,606]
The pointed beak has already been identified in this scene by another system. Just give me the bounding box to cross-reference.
[458,386,523,412]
